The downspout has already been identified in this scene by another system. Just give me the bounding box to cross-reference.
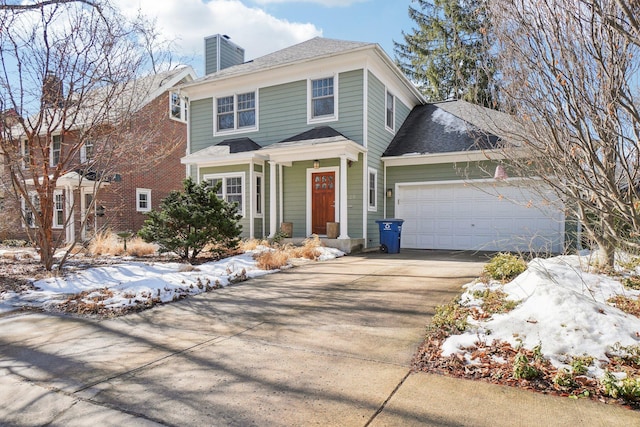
[279,164,284,231]
[362,67,369,248]
[383,161,387,218]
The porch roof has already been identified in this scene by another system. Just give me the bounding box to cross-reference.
[182,127,366,167]
[25,171,103,188]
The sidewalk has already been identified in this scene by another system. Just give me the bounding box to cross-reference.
[0,250,637,426]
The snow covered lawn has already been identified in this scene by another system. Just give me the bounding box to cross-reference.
[0,246,344,316]
[415,252,640,408]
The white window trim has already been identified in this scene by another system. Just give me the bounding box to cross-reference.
[80,140,94,164]
[21,140,30,169]
[169,91,188,123]
[53,189,64,229]
[202,172,246,217]
[385,89,395,133]
[368,167,378,212]
[213,91,258,136]
[136,188,152,212]
[21,192,39,229]
[307,74,339,124]
[255,172,264,218]
[50,134,61,167]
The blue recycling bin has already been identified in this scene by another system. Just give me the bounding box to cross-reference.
[376,219,404,254]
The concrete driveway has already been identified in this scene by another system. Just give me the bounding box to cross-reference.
[0,250,637,426]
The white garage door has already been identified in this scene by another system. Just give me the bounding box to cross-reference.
[396,181,564,252]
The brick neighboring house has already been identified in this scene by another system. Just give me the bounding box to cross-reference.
[1,66,196,243]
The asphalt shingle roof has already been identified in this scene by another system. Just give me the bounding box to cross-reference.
[192,37,375,83]
[216,137,261,153]
[383,101,503,157]
[279,126,346,143]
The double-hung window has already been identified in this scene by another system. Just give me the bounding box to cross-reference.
[309,77,336,122]
[170,91,188,122]
[385,90,395,132]
[51,135,61,166]
[22,193,40,228]
[255,174,263,217]
[80,140,94,163]
[215,91,256,133]
[53,190,64,228]
[136,188,152,212]
[22,140,30,169]
[204,173,245,216]
[368,168,378,211]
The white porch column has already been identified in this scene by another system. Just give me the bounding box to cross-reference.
[268,161,277,238]
[249,160,254,239]
[65,185,74,244]
[339,155,350,239]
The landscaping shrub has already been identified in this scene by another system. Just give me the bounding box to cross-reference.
[254,250,290,270]
[88,231,157,257]
[483,253,527,281]
[139,178,242,261]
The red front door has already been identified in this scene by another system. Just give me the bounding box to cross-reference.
[311,171,335,235]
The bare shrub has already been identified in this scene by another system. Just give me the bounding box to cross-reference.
[254,250,290,270]
[125,237,157,257]
[290,235,323,260]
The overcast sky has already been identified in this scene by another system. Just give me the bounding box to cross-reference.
[112,0,414,75]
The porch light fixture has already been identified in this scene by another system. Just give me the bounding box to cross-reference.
[386,188,393,198]
[494,164,508,180]
[313,159,320,169]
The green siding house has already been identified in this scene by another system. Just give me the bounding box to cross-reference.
[178,36,565,254]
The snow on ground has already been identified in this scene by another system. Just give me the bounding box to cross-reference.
[442,253,640,379]
[0,246,344,315]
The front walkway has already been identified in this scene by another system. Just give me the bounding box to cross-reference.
[0,251,636,426]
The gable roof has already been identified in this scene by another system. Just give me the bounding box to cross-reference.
[190,37,374,84]
[383,101,504,157]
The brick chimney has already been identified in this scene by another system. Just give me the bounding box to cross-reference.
[42,71,64,107]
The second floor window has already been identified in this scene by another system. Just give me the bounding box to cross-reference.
[80,140,94,163]
[215,91,256,133]
[51,135,61,166]
[311,77,335,120]
[170,91,188,122]
[386,90,395,131]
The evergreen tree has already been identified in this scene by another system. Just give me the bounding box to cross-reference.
[139,178,242,261]
[395,0,497,107]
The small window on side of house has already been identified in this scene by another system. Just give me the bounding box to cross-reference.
[53,191,64,228]
[22,140,30,169]
[368,168,377,211]
[80,140,94,163]
[170,91,188,122]
[385,90,395,132]
[136,188,152,212]
[255,174,263,217]
[23,193,40,228]
[51,135,61,166]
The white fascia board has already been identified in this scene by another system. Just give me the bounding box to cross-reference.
[181,152,268,167]
[382,149,505,167]
[370,49,425,107]
[261,139,366,164]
